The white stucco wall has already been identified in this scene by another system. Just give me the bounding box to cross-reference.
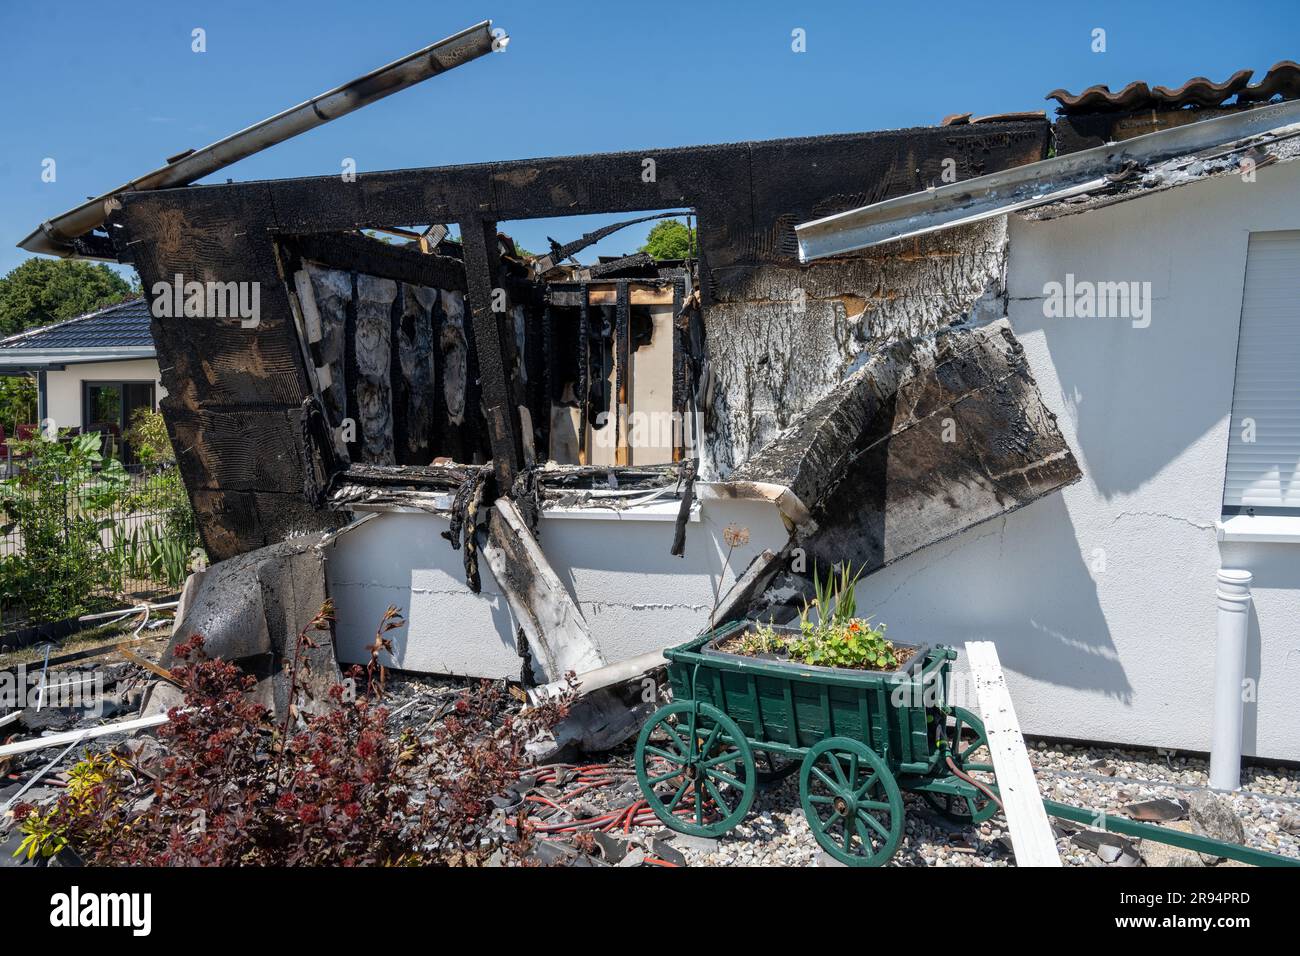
[44,358,164,431]
[849,160,1300,761]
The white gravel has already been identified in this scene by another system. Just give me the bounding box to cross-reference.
[645,740,1300,867]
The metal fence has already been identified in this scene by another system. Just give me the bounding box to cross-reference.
[0,461,201,632]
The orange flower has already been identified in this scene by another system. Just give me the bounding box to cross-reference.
[848,620,861,632]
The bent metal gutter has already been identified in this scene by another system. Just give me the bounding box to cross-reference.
[17,20,502,260]
[796,97,1300,261]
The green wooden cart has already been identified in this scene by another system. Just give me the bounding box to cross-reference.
[633,621,998,866]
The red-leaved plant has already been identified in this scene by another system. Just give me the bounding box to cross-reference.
[14,607,572,866]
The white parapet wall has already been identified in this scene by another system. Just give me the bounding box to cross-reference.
[323,497,787,680]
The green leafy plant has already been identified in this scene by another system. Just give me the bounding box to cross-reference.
[800,562,864,630]
[788,618,898,670]
[786,562,901,670]
[0,432,129,621]
[11,750,121,861]
[124,407,174,467]
[735,622,786,656]
[13,806,69,861]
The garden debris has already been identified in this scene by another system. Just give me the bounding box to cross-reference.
[481,498,604,682]
[1188,790,1248,862]
[1123,797,1188,822]
[1070,829,1141,865]
[490,759,685,866]
[158,534,340,719]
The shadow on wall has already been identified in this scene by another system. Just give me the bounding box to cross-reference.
[1009,187,1247,500]
[853,493,1133,702]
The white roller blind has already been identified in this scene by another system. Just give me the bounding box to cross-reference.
[1223,231,1300,512]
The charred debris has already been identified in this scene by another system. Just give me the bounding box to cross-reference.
[14,22,1300,748]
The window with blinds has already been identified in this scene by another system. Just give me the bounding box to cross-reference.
[1223,230,1300,514]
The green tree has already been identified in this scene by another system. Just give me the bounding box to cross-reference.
[0,258,137,339]
[640,220,697,261]
[0,377,37,436]
[0,258,138,437]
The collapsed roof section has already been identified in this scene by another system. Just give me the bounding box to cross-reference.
[102,109,1049,560]
[725,318,1080,575]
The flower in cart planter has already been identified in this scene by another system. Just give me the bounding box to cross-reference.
[724,562,908,671]
[789,617,901,670]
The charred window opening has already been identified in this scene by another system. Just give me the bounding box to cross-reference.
[502,209,698,468]
[278,212,700,478]
[542,281,687,466]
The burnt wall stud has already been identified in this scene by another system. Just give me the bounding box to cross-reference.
[460,217,523,491]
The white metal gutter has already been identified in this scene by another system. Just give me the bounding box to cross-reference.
[0,347,155,368]
[18,20,502,259]
[796,98,1300,261]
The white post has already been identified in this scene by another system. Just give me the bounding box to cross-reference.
[1210,568,1253,791]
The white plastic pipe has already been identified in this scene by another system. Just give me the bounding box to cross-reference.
[1210,568,1253,791]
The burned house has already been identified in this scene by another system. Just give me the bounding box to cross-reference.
[20,22,1300,762]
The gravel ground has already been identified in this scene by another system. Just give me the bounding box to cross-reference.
[649,739,1300,867]
[9,663,1297,868]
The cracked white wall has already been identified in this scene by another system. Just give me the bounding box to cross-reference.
[848,159,1300,761]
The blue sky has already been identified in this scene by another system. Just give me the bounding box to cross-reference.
[1,0,1297,276]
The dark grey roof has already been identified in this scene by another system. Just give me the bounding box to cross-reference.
[0,298,154,352]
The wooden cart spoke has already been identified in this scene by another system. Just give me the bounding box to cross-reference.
[643,745,687,765]
[705,779,734,815]
[800,737,903,867]
[828,753,849,787]
[706,767,746,789]
[853,772,879,800]
[647,768,686,786]
[697,722,723,757]
[636,701,756,838]
[666,778,691,812]
[699,748,744,769]
[657,721,690,757]
[858,809,891,839]
[811,766,839,792]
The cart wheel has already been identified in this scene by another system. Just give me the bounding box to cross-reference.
[755,751,799,784]
[922,707,998,824]
[800,737,903,867]
[635,701,757,837]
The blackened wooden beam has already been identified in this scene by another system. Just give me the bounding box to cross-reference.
[459,217,522,491]
[614,281,630,466]
[578,284,590,466]
[286,232,467,291]
[671,276,686,462]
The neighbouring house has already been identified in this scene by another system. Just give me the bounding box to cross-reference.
[0,298,164,459]
[15,20,1300,764]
